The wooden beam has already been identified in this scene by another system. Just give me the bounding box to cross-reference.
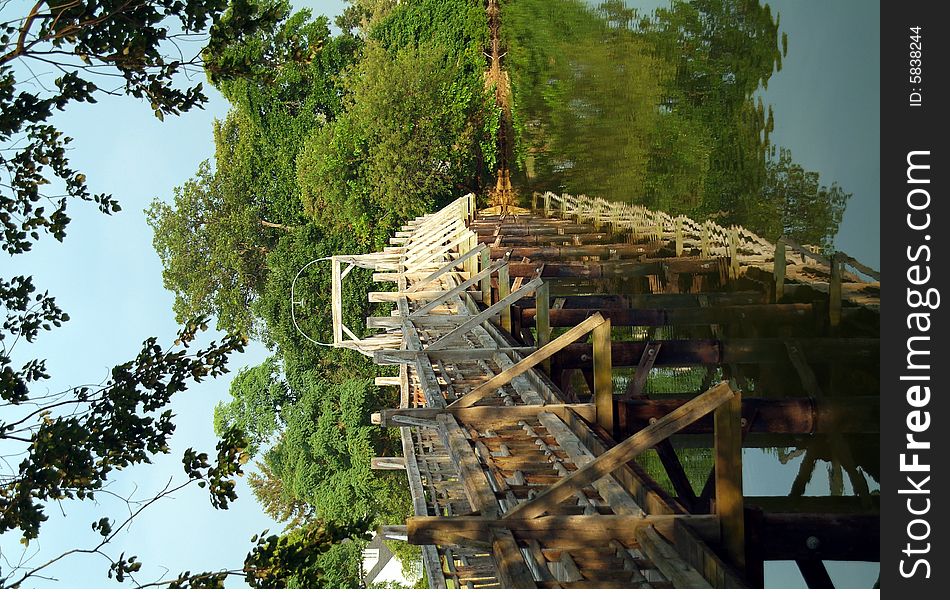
[620,341,661,401]
[376,404,597,429]
[536,412,644,516]
[773,238,786,302]
[435,414,536,588]
[635,525,711,589]
[405,242,487,293]
[796,559,835,589]
[535,282,551,373]
[504,382,736,520]
[410,260,504,317]
[592,317,613,433]
[426,277,543,351]
[498,262,512,331]
[407,514,715,547]
[371,456,406,470]
[448,313,606,408]
[714,390,745,569]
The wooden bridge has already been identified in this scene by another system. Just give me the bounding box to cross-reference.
[329,192,880,588]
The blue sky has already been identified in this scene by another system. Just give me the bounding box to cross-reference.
[0,0,347,588]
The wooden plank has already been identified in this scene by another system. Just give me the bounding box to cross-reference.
[448,313,606,408]
[377,404,597,429]
[410,260,504,317]
[504,382,736,520]
[400,426,447,588]
[535,282,551,373]
[371,456,406,470]
[536,412,644,517]
[426,277,543,351]
[407,514,716,547]
[492,528,537,588]
[480,246,492,303]
[437,414,500,517]
[773,238,786,302]
[672,520,747,588]
[620,341,660,401]
[405,242,487,293]
[498,262,512,332]
[592,317,613,433]
[636,525,711,588]
[331,257,343,345]
[714,390,745,569]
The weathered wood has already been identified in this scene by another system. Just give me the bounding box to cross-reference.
[591,317,613,433]
[620,342,661,401]
[410,260,504,317]
[407,514,716,547]
[504,382,736,520]
[773,238,786,302]
[404,243,487,293]
[672,520,747,588]
[714,390,745,569]
[535,282,551,373]
[437,415,500,517]
[519,303,815,328]
[492,528,538,588]
[635,525,711,588]
[448,313,606,409]
[426,277,542,351]
[536,412,644,517]
[377,404,597,429]
[371,456,406,470]
[498,262,512,332]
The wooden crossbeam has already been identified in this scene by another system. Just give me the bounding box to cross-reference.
[374,404,597,429]
[410,260,505,317]
[504,381,737,520]
[447,312,606,408]
[406,514,716,548]
[620,341,661,401]
[405,243,487,292]
[426,277,543,350]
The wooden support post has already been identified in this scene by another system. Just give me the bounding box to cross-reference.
[535,282,551,373]
[331,257,343,345]
[796,559,835,589]
[499,262,512,332]
[592,317,613,435]
[701,222,710,258]
[773,238,786,302]
[714,389,745,570]
[729,227,740,280]
[544,192,551,217]
[480,246,492,303]
[504,382,736,520]
[829,252,842,329]
[675,215,684,257]
[447,313,606,408]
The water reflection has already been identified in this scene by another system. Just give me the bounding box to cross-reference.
[502,0,879,585]
[504,0,847,251]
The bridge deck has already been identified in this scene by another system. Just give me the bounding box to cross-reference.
[333,193,879,589]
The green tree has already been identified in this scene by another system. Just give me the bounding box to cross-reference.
[214,357,291,455]
[264,377,407,527]
[762,147,850,250]
[146,161,275,336]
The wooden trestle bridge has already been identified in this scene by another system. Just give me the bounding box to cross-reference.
[328,192,880,589]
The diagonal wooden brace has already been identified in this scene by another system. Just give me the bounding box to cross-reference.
[503,381,738,520]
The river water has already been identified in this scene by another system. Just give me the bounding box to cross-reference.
[503,0,880,588]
